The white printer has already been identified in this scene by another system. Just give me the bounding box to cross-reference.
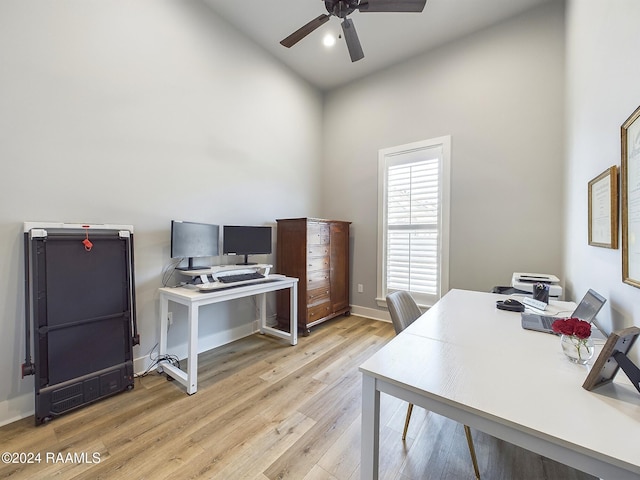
[511,272,563,299]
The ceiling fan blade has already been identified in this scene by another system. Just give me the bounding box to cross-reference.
[280,14,331,48]
[341,18,364,62]
[358,0,427,13]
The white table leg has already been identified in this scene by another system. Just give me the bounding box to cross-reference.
[361,373,380,480]
[186,304,199,395]
[159,293,168,356]
[259,292,266,334]
[290,281,298,346]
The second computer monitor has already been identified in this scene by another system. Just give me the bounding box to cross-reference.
[222,225,272,265]
[171,220,219,270]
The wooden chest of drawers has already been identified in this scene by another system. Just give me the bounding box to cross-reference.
[276,218,350,334]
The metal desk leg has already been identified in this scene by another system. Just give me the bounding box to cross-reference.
[159,293,168,357]
[259,292,267,335]
[186,304,199,395]
[361,374,380,480]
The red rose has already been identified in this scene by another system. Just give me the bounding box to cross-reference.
[564,317,579,332]
[551,317,592,338]
[552,318,575,335]
[573,320,592,339]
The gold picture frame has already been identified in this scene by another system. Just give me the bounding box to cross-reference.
[588,166,618,249]
[622,105,640,287]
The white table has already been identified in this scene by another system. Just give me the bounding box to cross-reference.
[359,289,640,479]
[158,277,298,394]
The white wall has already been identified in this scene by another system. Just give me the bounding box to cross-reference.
[565,0,640,366]
[5,0,637,427]
[0,0,322,425]
[323,1,566,313]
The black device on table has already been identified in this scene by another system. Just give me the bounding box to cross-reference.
[496,298,525,312]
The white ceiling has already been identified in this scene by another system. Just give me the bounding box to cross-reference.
[203,0,554,91]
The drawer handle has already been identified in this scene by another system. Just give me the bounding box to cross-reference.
[309,290,329,298]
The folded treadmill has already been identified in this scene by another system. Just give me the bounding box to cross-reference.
[22,223,139,425]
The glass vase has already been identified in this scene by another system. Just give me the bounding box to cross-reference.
[560,334,594,365]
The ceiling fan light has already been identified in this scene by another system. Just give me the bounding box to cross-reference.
[323,33,337,47]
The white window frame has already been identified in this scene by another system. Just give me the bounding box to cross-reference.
[376,136,451,309]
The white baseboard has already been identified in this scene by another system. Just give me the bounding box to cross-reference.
[0,393,34,428]
[349,304,391,323]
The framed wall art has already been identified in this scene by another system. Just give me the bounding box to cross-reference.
[588,166,618,248]
[621,105,640,287]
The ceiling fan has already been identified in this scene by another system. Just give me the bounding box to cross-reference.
[280,0,428,62]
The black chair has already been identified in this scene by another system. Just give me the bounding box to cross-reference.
[386,290,481,480]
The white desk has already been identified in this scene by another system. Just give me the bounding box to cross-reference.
[359,289,640,479]
[158,277,298,394]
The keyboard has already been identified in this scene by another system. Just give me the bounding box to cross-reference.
[197,276,278,292]
[217,272,265,283]
[540,315,555,330]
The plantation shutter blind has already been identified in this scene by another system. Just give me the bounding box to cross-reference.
[385,145,442,303]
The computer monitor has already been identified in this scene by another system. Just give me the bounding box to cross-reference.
[222,225,272,265]
[171,220,219,270]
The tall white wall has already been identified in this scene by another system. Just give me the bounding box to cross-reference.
[565,0,640,366]
[323,1,566,313]
[0,0,322,425]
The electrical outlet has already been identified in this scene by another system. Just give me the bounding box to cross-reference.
[168,312,173,325]
[357,284,364,293]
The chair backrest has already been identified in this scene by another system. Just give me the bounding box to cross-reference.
[386,291,422,335]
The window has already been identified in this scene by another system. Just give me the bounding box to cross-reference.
[377,136,450,308]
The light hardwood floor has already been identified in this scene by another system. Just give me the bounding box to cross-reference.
[0,315,596,480]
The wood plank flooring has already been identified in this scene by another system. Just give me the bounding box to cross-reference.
[0,315,596,480]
